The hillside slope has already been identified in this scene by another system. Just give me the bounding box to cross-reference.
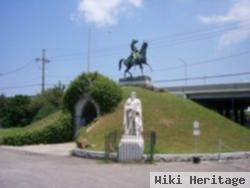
[0,111,72,145]
[78,86,250,153]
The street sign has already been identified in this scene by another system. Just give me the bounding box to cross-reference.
[193,121,200,136]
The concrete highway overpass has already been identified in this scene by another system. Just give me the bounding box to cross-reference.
[164,82,250,126]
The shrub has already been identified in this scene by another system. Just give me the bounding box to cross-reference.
[63,72,122,115]
[2,111,72,146]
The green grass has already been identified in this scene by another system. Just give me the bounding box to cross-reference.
[77,86,250,153]
[0,111,62,144]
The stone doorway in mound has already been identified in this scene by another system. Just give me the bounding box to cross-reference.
[74,95,100,137]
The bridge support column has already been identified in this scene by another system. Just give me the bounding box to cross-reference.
[225,108,231,118]
[239,108,245,126]
[217,108,223,115]
[233,109,239,123]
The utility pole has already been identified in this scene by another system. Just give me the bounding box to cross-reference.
[87,27,91,73]
[36,48,50,93]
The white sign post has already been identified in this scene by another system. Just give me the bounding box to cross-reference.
[193,121,200,154]
[193,121,200,136]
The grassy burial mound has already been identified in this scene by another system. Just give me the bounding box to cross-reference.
[0,111,72,146]
[77,86,250,153]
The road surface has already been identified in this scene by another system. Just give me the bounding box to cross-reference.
[0,148,249,188]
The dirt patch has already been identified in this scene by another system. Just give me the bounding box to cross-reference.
[160,118,175,128]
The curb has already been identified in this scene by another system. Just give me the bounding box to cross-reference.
[153,152,250,162]
[72,148,250,162]
[72,148,117,160]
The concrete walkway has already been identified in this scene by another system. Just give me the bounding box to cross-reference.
[0,142,76,156]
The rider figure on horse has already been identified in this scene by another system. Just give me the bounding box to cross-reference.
[131,39,140,62]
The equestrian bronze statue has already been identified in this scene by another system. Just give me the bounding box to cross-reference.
[119,39,152,77]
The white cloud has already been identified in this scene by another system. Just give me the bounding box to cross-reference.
[198,0,250,49]
[72,0,142,27]
[128,0,142,7]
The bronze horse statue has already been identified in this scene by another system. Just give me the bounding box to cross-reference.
[119,40,152,77]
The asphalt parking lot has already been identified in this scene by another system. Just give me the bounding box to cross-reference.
[0,148,249,188]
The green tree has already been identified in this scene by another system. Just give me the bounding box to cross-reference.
[0,94,7,127]
[29,83,65,121]
[0,84,66,128]
[41,82,65,107]
[1,95,32,128]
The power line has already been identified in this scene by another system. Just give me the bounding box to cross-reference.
[151,49,250,73]
[47,49,250,80]
[49,24,250,63]
[10,47,249,83]
[49,20,250,61]
[150,26,250,50]
[0,84,41,91]
[1,21,247,74]
[46,74,75,79]
[51,25,250,62]
[179,58,188,86]
[1,71,250,91]
[1,21,250,82]
[154,71,250,83]
[150,20,250,44]
[0,83,68,91]
[0,61,33,77]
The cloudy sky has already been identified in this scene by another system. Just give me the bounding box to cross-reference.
[1,0,250,96]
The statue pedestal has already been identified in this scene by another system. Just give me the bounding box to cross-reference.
[118,135,144,161]
[119,76,153,88]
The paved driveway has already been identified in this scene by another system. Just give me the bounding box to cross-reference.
[0,148,249,188]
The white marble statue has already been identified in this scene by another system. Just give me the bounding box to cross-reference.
[123,91,143,137]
